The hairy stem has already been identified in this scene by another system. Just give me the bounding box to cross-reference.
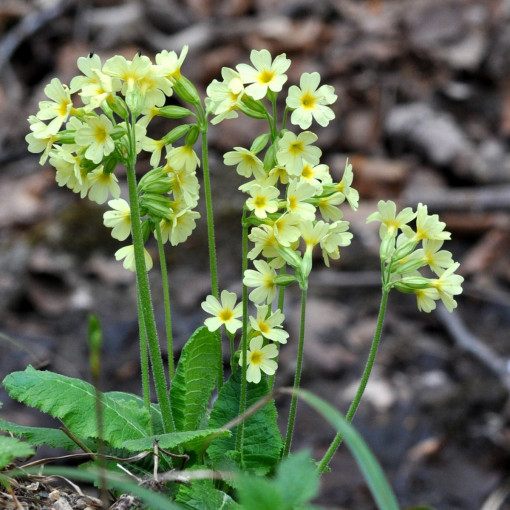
[125,117,174,433]
[283,287,307,457]
[236,209,249,462]
[199,119,223,389]
[316,289,390,474]
[155,222,174,380]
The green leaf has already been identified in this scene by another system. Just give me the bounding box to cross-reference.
[235,475,284,510]
[0,420,81,451]
[235,450,319,510]
[0,436,34,469]
[176,479,241,509]
[273,450,319,507]
[291,388,400,510]
[3,366,151,449]
[123,428,230,453]
[207,371,282,475]
[170,327,219,432]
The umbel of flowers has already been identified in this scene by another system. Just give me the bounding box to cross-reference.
[25,46,463,477]
[26,48,201,272]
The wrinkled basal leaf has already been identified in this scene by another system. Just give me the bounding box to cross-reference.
[207,371,282,475]
[3,366,150,449]
[0,436,34,469]
[170,327,219,432]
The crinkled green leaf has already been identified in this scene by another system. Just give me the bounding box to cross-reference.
[2,366,150,448]
[176,479,241,510]
[170,326,219,432]
[123,428,230,453]
[0,420,81,451]
[207,371,282,475]
[235,450,319,510]
[0,436,34,469]
[273,450,319,506]
[235,475,283,510]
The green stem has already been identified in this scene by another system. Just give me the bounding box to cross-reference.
[283,287,307,457]
[316,289,390,474]
[155,222,174,380]
[125,117,175,433]
[199,116,223,390]
[137,291,151,416]
[236,208,250,461]
[268,264,287,391]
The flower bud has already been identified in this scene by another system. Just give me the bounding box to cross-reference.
[394,276,432,293]
[185,125,199,146]
[173,76,201,105]
[156,105,193,119]
[250,133,269,154]
[162,124,192,145]
[274,274,296,286]
[276,246,303,270]
[108,96,129,120]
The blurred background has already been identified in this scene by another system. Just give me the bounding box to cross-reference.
[1,0,510,508]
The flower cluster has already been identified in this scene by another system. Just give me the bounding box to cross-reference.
[202,49,354,383]
[26,48,202,271]
[367,200,464,312]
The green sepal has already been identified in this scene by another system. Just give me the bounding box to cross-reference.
[393,276,432,293]
[185,125,200,147]
[107,96,129,119]
[157,105,193,119]
[173,76,201,105]
[163,124,192,145]
[138,168,172,194]
[250,133,269,154]
[274,274,296,286]
[102,153,118,174]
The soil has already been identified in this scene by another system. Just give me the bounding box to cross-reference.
[1,1,510,509]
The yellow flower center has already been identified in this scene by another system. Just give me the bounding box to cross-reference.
[249,350,263,365]
[301,164,312,179]
[289,142,304,155]
[288,196,297,211]
[254,196,267,208]
[93,125,108,143]
[258,321,270,334]
[301,92,316,109]
[259,70,275,84]
[219,309,233,322]
[58,99,71,117]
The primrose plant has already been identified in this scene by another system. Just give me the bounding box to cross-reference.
[0,46,463,509]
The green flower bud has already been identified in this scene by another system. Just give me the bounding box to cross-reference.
[379,235,395,261]
[140,192,173,220]
[102,153,118,175]
[185,125,199,146]
[241,94,267,116]
[394,257,426,276]
[276,246,303,270]
[394,276,432,293]
[162,124,192,145]
[138,168,172,194]
[108,96,129,120]
[250,133,270,154]
[391,238,418,263]
[173,76,201,105]
[274,274,296,286]
[156,105,193,119]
